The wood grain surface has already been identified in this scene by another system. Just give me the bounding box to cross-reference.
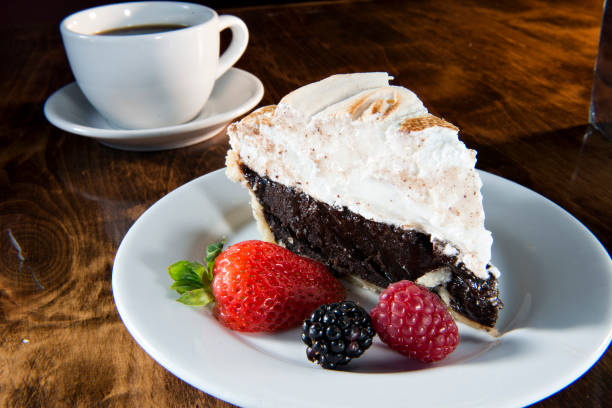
[1,0,610,407]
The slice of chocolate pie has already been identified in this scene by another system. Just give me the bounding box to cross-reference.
[225,73,503,333]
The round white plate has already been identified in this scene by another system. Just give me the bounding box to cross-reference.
[112,169,612,408]
[44,68,263,151]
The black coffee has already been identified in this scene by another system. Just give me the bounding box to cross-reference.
[96,24,188,36]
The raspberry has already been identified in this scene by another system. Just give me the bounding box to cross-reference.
[370,280,459,362]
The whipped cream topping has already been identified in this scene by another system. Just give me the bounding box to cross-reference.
[227,73,494,279]
[279,72,392,118]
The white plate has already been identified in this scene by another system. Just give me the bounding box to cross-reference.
[112,169,612,408]
[44,68,263,151]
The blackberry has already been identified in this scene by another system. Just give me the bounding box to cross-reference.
[301,301,375,369]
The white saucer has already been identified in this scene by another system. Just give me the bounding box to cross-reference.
[43,68,264,151]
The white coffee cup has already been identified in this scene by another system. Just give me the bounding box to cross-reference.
[60,1,249,129]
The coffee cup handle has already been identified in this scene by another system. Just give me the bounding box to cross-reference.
[216,15,249,79]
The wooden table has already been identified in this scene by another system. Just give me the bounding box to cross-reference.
[1,0,610,406]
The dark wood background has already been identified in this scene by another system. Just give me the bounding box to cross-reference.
[1,0,610,407]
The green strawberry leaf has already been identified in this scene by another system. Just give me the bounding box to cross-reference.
[168,260,206,282]
[168,239,225,306]
[176,288,214,306]
[170,279,204,294]
[205,239,225,282]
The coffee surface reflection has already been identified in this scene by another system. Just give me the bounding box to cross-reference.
[97,24,188,36]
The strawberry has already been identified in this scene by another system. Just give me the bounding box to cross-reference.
[168,240,345,332]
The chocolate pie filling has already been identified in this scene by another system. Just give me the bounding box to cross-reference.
[242,165,502,327]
